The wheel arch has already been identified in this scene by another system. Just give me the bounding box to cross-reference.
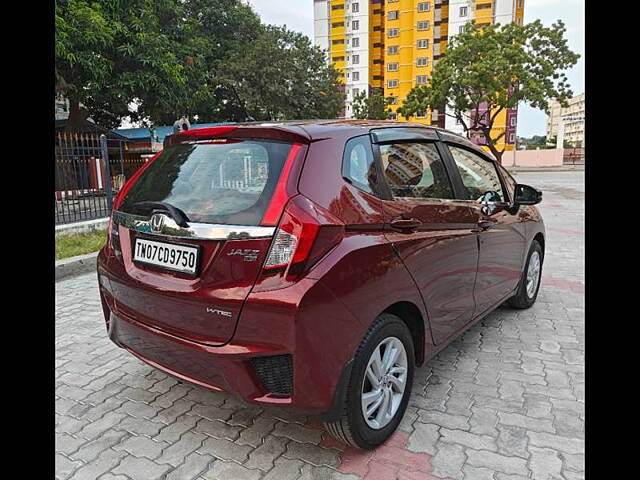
[533,232,545,258]
[382,301,426,366]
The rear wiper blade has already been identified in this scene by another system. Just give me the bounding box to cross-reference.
[133,201,191,228]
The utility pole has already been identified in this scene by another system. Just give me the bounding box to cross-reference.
[556,117,565,149]
[513,104,518,168]
[556,114,585,149]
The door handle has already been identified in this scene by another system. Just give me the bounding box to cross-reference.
[389,217,422,232]
[472,220,495,232]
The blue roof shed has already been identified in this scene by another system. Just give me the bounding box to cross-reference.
[115,122,236,143]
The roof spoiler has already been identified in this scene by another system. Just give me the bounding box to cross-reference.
[164,125,312,149]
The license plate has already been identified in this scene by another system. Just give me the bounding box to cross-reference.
[133,238,200,275]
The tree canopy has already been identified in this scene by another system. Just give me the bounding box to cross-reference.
[55,0,345,129]
[517,135,549,150]
[56,0,187,129]
[351,88,393,120]
[210,25,345,122]
[397,20,579,162]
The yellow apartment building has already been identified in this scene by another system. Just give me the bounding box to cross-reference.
[314,0,524,151]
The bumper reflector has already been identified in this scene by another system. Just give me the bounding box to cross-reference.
[250,354,293,396]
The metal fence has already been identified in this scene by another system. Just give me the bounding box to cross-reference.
[55,132,147,225]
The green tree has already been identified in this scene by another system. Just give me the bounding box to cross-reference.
[518,134,548,149]
[55,0,187,130]
[352,89,393,120]
[152,0,264,124]
[56,0,345,128]
[397,21,579,163]
[216,25,345,121]
[545,135,577,149]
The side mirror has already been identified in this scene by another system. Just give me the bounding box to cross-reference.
[478,190,502,204]
[514,184,542,205]
[477,190,502,215]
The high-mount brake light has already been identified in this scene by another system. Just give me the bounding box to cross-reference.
[180,126,237,138]
[164,126,238,147]
[194,139,241,145]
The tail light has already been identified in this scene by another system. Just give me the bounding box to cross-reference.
[105,216,113,256]
[261,143,304,226]
[105,215,122,258]
[109,218,121,257]
[254,195,344,292]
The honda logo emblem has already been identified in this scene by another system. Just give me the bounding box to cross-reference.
[149,214,166,233]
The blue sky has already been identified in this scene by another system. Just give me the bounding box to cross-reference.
[247,0,584,138]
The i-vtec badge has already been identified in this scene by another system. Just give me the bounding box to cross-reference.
[206,307,232,318]
[227,248,260,262]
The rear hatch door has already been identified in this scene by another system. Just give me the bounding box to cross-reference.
[110,131,306,346]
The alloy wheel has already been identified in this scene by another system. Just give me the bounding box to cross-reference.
[526,250,541,298]
[360,336,408,429]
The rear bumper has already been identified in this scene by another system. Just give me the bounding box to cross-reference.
[98,248,365,417]
[107,309,292,406]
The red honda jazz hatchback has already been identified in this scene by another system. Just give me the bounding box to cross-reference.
[97,120,544,449]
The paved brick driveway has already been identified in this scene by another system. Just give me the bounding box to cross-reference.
[56,170,584,480]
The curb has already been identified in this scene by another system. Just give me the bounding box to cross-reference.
[507,166,584,173]
[56,218,109,238]
[55,251,99,281]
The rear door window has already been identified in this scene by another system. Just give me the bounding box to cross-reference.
[119,140,294,225]
[379,142,455,200]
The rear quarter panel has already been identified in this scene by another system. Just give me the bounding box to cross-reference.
[308,235,434,364]
[237,277,366,413]
[298,133,435,363]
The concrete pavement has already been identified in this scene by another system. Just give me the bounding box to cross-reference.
[55,170,584,480]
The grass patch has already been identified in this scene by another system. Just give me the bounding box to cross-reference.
[56,229,107,260]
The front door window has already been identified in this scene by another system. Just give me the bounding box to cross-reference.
[447,145,505,202]
[447,144,525,315]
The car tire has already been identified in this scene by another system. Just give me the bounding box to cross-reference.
[324,313,415,449]
[507,240,543,309]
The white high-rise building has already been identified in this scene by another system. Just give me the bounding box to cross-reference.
[314,0,385,119]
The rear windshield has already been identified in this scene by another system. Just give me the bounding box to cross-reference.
[119,140,293,225]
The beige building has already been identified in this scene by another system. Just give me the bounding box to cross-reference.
[546,93,585,147]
